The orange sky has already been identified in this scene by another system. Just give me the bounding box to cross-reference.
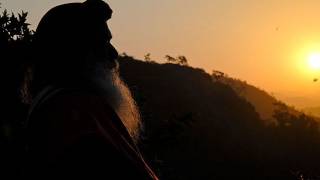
[3,0,320,108]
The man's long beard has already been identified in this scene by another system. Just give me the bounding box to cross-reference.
[21,60,142,142]
[89,62,142,142]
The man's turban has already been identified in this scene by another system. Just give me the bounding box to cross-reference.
[34,0,113,62]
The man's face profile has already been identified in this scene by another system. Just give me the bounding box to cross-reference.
[90,22,119,69]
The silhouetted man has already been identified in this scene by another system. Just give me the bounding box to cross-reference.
[24,0,158,179]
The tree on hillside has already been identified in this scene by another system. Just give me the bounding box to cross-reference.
[164,55,176,63]
[177,55,188,66]
[143,53,157,64]
[119,52,135,60]
[144,53,151,62]
[165,55,189,66]
[212,70,225,81]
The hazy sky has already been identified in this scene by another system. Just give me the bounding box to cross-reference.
[3,0,320,107]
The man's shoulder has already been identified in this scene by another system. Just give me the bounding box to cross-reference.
[39,88,106,111]
[29,87,114,126]
[27,87,116,141]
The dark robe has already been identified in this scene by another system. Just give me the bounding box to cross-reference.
[26,86,158,179]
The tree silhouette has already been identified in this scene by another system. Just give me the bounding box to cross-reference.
[0,7,33,178]
[212,70,225,80]
[119,52,135,60]
[164,55,177,63]
[0,10,33,43]
[165,55,189,66]
[144,53,151,62]
[177,55,188,66]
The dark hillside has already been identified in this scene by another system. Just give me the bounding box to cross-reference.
[119,57,270,179]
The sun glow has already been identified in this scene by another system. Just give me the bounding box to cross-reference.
[309,53,320,70]
[294,45,320,79]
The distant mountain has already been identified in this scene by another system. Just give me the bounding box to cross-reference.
[215,74,302,122]
[274,92,320,109]
[303,106,320,118]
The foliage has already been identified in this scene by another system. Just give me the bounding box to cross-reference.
[165,55,189,66]
[212,70,225,81]
[144,53,151,62]
[119,52,134,59]
[0,10,32,43]
[143,53,157,64]
[0,8,33,178]
[176,56,188,66]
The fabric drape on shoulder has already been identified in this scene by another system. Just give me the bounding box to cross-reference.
[26,88,158,179]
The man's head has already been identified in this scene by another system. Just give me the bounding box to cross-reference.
[31,0,118,92]
[34,0,118,64]
[26,0,141,140]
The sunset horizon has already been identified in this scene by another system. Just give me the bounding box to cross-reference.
[3,0,320,179]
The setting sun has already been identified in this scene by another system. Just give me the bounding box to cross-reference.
[309,53,320,70]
